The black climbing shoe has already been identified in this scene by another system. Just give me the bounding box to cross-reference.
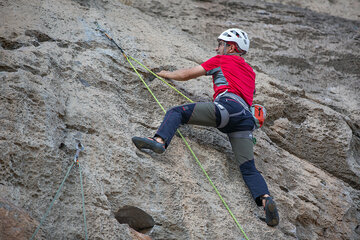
[261,196,279,227]
[132,137,166,154]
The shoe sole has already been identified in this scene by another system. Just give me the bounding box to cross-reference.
[132,137,165,154]
[265,200,279,227]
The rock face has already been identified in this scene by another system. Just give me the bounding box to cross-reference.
[1,0,359,239]
[0,198,44,240]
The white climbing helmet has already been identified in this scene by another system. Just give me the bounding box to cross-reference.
[218,28,250,53]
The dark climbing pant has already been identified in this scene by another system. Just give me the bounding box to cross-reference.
[155,96,270,206]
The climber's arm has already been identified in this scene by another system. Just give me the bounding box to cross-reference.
[157,65,206,81]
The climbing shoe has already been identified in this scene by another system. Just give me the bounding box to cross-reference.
[261,196,279,227]
[132,137,166,154]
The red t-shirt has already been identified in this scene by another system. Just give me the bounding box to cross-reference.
[201,55,255,106]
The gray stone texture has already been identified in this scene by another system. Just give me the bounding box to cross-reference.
[1,0,359,239]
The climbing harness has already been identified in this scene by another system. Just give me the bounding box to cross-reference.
[96,22,250,240]
[30,142,88,240]
[214,90,265,145]
[214,90,249,129]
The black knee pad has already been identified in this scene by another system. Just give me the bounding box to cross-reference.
[239,159,258,174]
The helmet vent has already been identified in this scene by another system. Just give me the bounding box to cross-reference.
[218,28,249,52]
[231,30,240,38]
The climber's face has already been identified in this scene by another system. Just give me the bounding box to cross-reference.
[216,40,226,55]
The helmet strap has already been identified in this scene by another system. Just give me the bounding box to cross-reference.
[223,43,228,55]
[223,42,245,56]
[230,51,246,56]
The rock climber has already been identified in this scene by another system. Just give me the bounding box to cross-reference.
[132,28,279,227]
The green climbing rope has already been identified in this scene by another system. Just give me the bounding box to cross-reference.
[97,23,249,240]
[127,57,249,240]
[128,56,194,103]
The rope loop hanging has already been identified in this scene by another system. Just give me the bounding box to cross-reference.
[30,142,88,240]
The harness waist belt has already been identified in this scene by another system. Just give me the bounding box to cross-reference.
[218,92,250,111]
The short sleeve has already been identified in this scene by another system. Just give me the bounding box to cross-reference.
[201,56,220,75]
